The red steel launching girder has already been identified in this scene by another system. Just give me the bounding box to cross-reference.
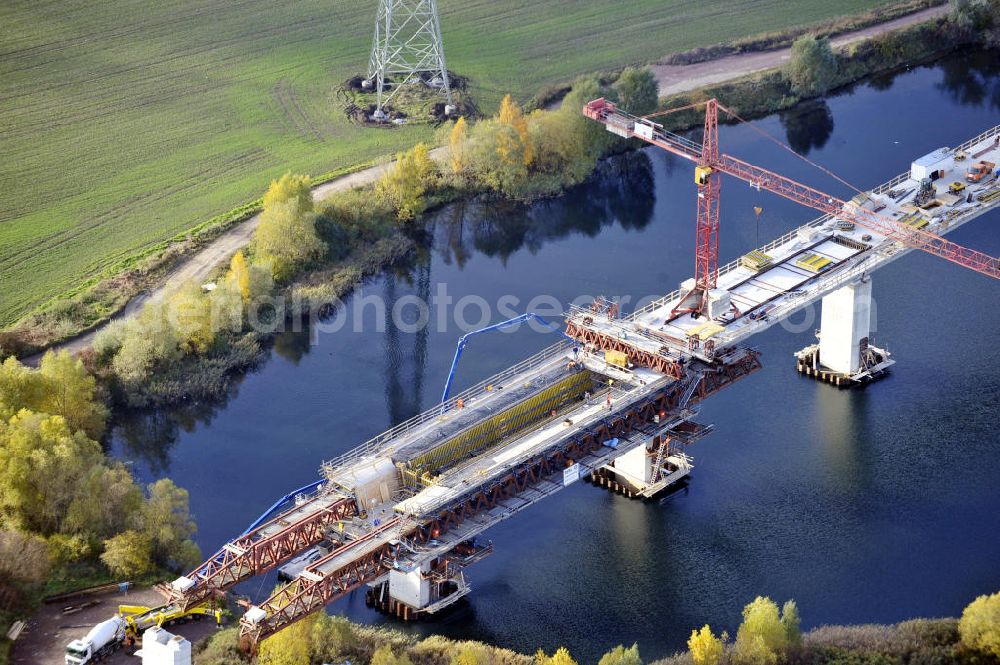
[238,517,403,652]
[237,349,763,653]
[564,320,684,378]
[582,98,1000,285]
[169,495,357,609]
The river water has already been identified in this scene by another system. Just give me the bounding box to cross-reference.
[111,50,1000,662]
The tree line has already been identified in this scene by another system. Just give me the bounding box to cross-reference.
[0,351,200,607]
[194,591,1000,665]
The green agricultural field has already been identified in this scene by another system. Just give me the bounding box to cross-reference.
[0,0,895,327]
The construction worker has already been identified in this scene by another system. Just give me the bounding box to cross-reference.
[606,393,612,410]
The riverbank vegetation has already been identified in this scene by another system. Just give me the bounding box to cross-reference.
[656,0,999,131]
[192,591,1000,665]
[661,0,944,66]
[0,352,200,659]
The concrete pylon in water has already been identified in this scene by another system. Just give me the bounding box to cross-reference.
[818,277,873,375]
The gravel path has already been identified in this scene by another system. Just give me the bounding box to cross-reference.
[25,149,444,365]
[652,5,948,97]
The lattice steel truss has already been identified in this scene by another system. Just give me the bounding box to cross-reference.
[367,0,452,117]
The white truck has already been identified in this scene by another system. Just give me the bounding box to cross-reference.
[65,616,126,665]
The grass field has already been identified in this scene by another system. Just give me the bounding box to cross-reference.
[0,0,898,327]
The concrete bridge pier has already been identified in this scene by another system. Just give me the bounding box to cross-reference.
[367,541,493,619]
[795,276,893,385]
[593,435,692,499]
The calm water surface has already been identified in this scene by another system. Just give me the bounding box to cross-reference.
[112,51,1000,662]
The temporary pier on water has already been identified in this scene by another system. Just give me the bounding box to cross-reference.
[146,110,998,654]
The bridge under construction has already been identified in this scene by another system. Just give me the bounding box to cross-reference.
[152,104,999,654]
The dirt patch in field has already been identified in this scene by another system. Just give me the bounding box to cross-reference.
[12,587,225,665]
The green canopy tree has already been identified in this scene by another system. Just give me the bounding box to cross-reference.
[733,597,790,665]
[142,478,200,570]
[786,35,838,97]
[100,530,154,577]
[37,350,108,438]
[0,410,104,534]
[615,67,659,115]
[377,143,438,221]
[598,643,641,665]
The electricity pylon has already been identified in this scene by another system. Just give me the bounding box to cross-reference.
[367,0,453,121]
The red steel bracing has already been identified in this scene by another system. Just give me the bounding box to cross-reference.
[582,98,1000,285]
[238,350,763,653]
[239,517,404,653]
[564,320,684,378]
[169,495,357,609]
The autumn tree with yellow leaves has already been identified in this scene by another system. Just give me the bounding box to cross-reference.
[262,172,313,215]
[449,116,468,175]
[377,142,438,221]
[496,94,534,168]
[689,625,725,665]
[535,646,578,665]
[228,250,251,302]
[960,590,1000,658]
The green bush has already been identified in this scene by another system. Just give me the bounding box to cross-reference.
[99,530,154,577]
[786,35,838,97]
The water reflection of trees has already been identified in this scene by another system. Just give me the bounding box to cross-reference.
[272,330,312,365]
[779,100,835,156]
[432,150,656,265]
[936,49,1000,111]
[113,390,238,476]
[860,48,1000,110]
[382,266,430,424]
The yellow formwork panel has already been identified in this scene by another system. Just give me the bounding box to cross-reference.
[899,212,930,229]
[741,250,772,272]
[795,253,833,273]
[687,321,725,340]
[605,350,628,368]
[403,370,593,487]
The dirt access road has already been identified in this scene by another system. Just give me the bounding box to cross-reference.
[652,4,948,96]
[11,586,222,665]
[25,151,442,364]
[34,5,946,362]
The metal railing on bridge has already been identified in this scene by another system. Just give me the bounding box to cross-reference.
[320,340,574,475]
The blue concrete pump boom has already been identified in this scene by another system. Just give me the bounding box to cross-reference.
[440,312,568,404]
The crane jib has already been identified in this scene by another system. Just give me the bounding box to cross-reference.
[582,97,1000,281]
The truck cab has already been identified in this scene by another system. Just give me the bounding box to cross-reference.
[64,616,126,665]
[64,639,91,665]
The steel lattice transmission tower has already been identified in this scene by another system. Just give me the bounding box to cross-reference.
[366,0,453,121]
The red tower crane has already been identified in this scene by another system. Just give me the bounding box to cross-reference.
[583,98,1000,317]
